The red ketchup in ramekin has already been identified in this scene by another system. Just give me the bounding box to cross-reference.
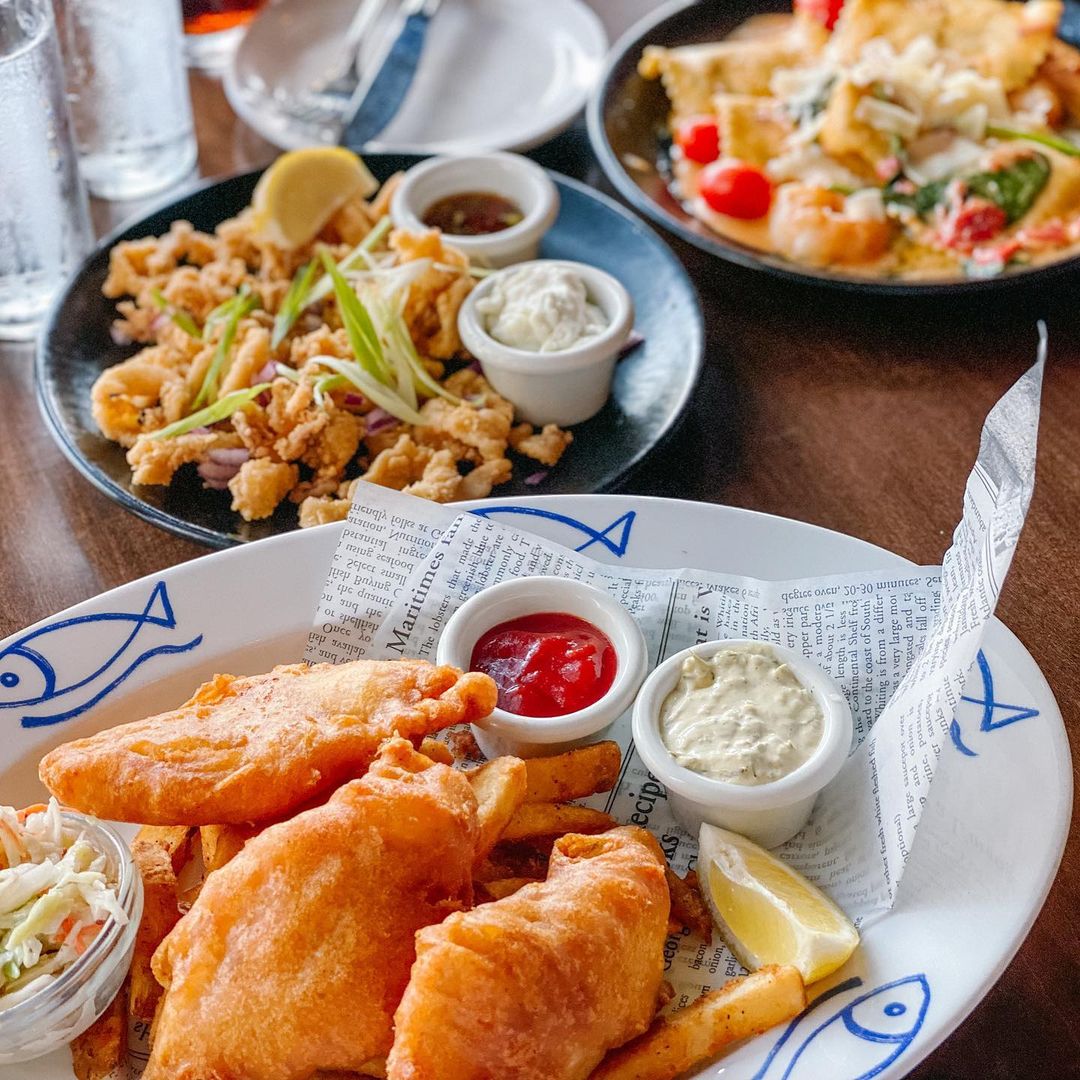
[469,612,617,717]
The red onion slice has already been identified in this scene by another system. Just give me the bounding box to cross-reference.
[208,447,250,467]
[253,361,276,384]
[364,407,397,433]
[524,470,549,486]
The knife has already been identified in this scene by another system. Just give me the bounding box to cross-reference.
[340,0,442,149]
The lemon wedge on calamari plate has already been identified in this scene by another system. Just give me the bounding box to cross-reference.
[698,824,859,984]
[251,147,378,250]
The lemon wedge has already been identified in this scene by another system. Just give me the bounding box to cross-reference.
[698,824,859,984]
[250,147,378,250]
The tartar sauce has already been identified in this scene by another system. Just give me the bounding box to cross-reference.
[659,646,824,785]
[476,264,608,353]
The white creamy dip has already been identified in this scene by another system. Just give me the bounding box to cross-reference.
[476,264,608,353]
[659,645,824,785]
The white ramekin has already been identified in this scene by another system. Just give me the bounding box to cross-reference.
[457,259,633,427]
[631,639,853,848]
[0,813,144,1065]
[436,576,647,758]
[390,152,559,267]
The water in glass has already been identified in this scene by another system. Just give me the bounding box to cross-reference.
[56,0,197,199]
[0,0,92,340]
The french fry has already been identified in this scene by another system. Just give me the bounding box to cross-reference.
[466,756,528,863]
[498,801,617,843]
[70,978,128,1080]
[131,825,193,876]
[476,877,541,901]
[418,737,455,766]
[524,741,621,803]
[200,823,259,875]
[128,835,183,1023]
[666,867,713,941]
[591,966,807,1080]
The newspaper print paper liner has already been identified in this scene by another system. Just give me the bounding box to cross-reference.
[0,374,1069,1079]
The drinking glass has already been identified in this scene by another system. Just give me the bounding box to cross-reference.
[0,0,92,340]
[55,0,197,200]
[182,0,265,72]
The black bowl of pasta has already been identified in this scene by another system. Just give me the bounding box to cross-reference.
[587,0,1080,293]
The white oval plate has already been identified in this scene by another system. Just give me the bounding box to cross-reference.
[225,0,607,153]
[0,495,1070,1080]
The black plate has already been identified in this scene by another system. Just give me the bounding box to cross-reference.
[587,0,1080,296]
[36,154,704,548]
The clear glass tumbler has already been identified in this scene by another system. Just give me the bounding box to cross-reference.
[55,0,197,200]
[0,0,92,340]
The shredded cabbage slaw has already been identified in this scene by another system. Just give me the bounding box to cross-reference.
[0,800,125,1010]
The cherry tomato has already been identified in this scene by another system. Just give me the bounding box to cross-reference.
[674,115,720,164]
[699,161,773,220]
[941,198,1007,251]
[795,0,845,31]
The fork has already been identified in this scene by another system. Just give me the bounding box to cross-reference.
[284,0,397,129]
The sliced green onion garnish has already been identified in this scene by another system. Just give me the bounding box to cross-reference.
[271,259,319,349]
[149,384,270,440]
[149,288,201,338]
[191,288,260,410]
[986,125,1080,158]
[362,289,418,409]
[306,216,394,308]
[313,373,350,408]
[309,356,425,426]
[319,248,390,383]
[274,362,301,382]
[378,294,460,405]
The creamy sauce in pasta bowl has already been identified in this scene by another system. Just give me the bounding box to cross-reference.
[588,0,1080,293]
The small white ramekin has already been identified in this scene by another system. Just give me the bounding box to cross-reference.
[436,576,647,758]
[0,813,143,1065]
[632,640,853,849]
[390,152,559,267]
[457,259,633,427]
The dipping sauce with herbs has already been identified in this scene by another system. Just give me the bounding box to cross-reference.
[659,644,824,786]
[422,191,524,236]
[470,612,617,717]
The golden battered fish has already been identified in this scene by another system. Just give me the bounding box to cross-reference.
[387,826,671,1080]
[143,738,478,1080]
[38,659,496,825]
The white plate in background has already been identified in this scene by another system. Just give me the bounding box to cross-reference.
[225,0,607,153]
[0,495,1070,1079]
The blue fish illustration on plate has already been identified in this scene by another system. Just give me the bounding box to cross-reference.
[753,974,930,1080]
[469,506,636,557]
[950,649,1039,757]
[0,581,202,729]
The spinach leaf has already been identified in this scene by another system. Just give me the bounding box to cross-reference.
[884,152,1051,223]
[884,177,948,217]
[964,153,1050,222]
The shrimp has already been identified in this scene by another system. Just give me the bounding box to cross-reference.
[769,185,895,267]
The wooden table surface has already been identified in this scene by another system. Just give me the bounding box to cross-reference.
[1,72,1077,1079]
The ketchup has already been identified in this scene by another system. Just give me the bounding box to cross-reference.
[470,612,617,717]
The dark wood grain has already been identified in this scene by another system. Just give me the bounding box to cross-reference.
[0,73,1076,1078]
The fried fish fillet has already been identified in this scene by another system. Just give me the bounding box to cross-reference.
[387,826,671,1080]
[38,660,496,825]
[143,739,478,1080]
